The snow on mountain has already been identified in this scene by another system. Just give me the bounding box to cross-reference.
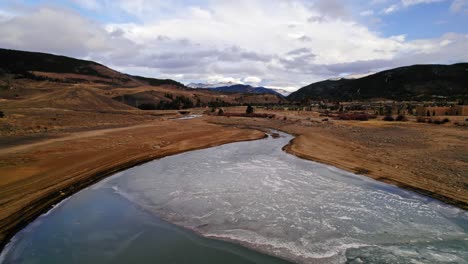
[187,82,239,89]
[269,88,291,96]
[187,82,288,97]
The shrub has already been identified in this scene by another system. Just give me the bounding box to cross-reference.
[218,108,224,115]
[223,113,275,118]
[336,113,374,121]
[382,116,394,121]
[429,118,450,125]
[138,103,156,110]
[416,117,426,123]
[454,121,467,127]
[395,115,407,121]
[0,111,4,118]
[246,105,254,114]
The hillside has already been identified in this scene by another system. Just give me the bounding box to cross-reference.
[288,63,468,101]
[0,49,285,112]
[1,87,135,111]
[0,48,184,87]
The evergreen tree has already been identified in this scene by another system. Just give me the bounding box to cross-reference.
[246,105,254,114]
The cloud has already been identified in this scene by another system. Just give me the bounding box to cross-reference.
[450,0,468,12]
[360,10,375,16]
[383,4,399,13]
[287,48,313,56]
[0,7,134,57]
[0,1,466,90]
[72,0,101,10]
[243,76,262,84]
[310,0,350,19]
[382,0,447,14]
[401,0,447,6]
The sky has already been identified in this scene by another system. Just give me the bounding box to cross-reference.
[0,0,467,91]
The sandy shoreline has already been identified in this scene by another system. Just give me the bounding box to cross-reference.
[0,118,266,250]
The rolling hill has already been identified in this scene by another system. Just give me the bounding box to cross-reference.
[0,48,185,88]
[288,63,468,101]
[1,87,135,111]
[0,48,285,111]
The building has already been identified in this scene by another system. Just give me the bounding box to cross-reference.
[415,105,468,116]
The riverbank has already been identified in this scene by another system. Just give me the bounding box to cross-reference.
[207,114,468,210]
[1,111,467,254]
[4,129,464,264]
[0,118,266,250]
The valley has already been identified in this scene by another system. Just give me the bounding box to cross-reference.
[0,48,467,263]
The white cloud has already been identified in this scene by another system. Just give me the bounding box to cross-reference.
[0,8,113,56]
[360,10,375,16]
[243,76,262,84]
[383,4,399,13]
[401,0,446,6]
[0,1,466,90]
[206,75,244,84]
[450,0,468,12]
[383,0,447,14]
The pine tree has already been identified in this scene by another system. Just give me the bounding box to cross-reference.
[246,105,254,114]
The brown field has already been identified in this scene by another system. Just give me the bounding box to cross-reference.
[0,76,467,251]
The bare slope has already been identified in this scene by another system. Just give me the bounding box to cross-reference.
[288,63,468,101]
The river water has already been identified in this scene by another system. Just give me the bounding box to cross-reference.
[1,132,467,263]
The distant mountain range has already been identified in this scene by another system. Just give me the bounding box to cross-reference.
[288,63,468,101]
[3,48,466,103]
[188,83,291,97]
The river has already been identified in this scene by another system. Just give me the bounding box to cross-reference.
[1,132,467,263]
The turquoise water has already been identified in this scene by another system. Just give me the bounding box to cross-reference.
[0,187,291,264]
[1,132,467,263]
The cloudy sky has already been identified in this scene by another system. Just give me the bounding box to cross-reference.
[0,0,467,91]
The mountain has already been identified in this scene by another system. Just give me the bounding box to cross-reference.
[270,88,291,97]
[187,82,239,89]
[210,84,285,97]
[0,48,285,111]
[288,63,468,101]
[0,48,185,88]
[189,83,286,97]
